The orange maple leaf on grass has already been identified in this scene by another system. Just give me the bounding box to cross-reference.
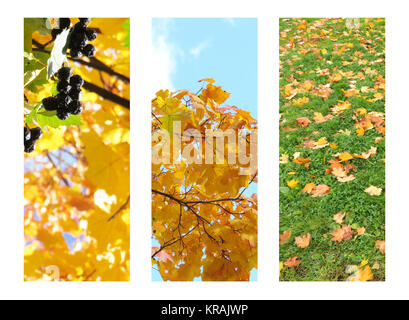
[296,117,312,127]
[330,225,353,242]
[302,183,331,197]
[295,233,311,248]
[279,231,292,245]
[284,256,301,268]
[375,240,385,254]
[333,212,346,224]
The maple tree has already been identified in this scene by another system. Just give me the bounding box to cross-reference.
[24,18,130,281]
[151,79,258,281]
[279,18,385,281]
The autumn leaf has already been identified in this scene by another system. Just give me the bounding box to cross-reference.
[295,233,311,248]
[361,147,377,159]
[284,256,301,268]
[333,212,346,224]
[311,184,331,197]
[151,247,174,263]
[296,117,312,127]
[330,225,353,242]
[356,227,366,236]
[279,231,292,245]
[287,179,300,189]
[302,182,315,194]
[347,265,373,282]
[364,185,382,196]
[375,240,385,254]
[337,175,356,183]
[293,157,309,165]
[279,154,289,164]
[338,152,354,162]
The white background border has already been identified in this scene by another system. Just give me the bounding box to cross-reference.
[1,0,408,300]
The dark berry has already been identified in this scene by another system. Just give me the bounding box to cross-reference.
[30,127,43,141]
[82,44,96,57]
[24,141,35,153]
[68,88,82,100]
[69,48,83,59]
[57,80,71,94]
[70,31,88,49]
[51,28,62,39]
[68,100,83,115]
[56,93,72,107]
[24,127,31,141]
[73,22,87,33]
[70,75,84,88]
[42,97,58,111]
[79,18,91,24]
[57,67,72,81]
[57,109,70,121]
[85,29,97,41]
[59,18,71,29]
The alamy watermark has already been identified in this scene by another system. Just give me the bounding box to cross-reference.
[152,121,257,176]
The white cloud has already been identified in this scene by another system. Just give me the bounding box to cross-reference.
[189,41,210,58]
[224,18,237,27]
[151,19,178,95]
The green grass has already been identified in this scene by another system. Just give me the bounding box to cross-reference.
[279,18,385,281]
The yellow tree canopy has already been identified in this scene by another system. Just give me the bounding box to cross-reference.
[24,18,130,281]
[152,79,258,281]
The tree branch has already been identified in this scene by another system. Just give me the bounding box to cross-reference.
[46,152,70,187]
[32,39,129,83]
[82,81,130,109]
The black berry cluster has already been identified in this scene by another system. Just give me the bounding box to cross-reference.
[51,18,71,39]
[67,18,97,59]
[24,127,43,153]
[42,66,84,120]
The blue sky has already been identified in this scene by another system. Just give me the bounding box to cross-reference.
[151,18,258,282]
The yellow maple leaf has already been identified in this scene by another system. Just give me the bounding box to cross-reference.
[338,152,354,162]
[287,179,300,189]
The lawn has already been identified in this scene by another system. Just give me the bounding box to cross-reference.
[279,18,385,281]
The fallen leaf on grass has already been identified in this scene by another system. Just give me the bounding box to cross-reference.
[314,112,334,123]
[361,146,377,159]
[295,233,311,248]
[356,127,365,136]
[330,225,353,242]
[302,183,316,194]
[293,157,309,164]
[337,175,356,183]
[311,184,331,197]
[279,231,292,245]
[333,212,346,224]
[287,180,300,188]
[375,240,385,254]
[347,265,373,282]
[338,152,354,162]
[302,183,331,197]
[356,227,366,236]
[280,154,289,164]
[297,117,312,127]
[364,185,382,196]
[284,256,301,267]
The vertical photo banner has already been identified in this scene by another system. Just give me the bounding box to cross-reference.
[279,18,385,281]
[24,18,130,281]
[151,18,258,281]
